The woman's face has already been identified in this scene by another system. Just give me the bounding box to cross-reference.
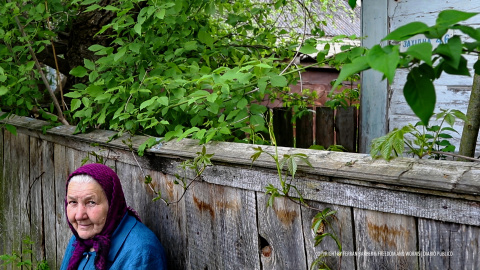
[66,180,109,239]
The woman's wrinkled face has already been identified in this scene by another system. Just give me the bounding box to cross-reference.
[66,180,109,239]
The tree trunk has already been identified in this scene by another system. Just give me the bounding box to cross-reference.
[458,66,480,159]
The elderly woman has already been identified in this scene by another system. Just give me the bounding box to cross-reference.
[60,163,167,270]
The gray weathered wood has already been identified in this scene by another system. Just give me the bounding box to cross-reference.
[150,171,187,270]
[185,181,260,270]
[42,140,56,268]
[354,209,418,270]
[54,144,74,268]
[0,127,4,256]
[359,0,388,153]
[29,137,46,264]
[257,194,307,270]
[301,202,355,270]
[418,218,480,269]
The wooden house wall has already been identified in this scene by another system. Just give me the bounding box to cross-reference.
[362,0,480,153]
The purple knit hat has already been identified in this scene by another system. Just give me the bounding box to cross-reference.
[65,163,140,270]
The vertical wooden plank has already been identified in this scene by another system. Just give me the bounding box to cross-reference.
[0,127,4,256]
[148,170,187,270]
[335,107,358,152]
[3,132,30,269]
[3,130,13,270]
[257,193,307,270]
[54,145,75,268]
[0,127,4,257]
[359,0,388,153]
[296,108,314,149]
[418,218,480,269]
[354,209,418,270]
[29,137,45,265]
[302,202,356,270]
[42,140,56,268]
[315,107,335,148]
[273,108,294,147]
[186,181,260,270]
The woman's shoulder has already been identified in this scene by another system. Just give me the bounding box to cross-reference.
[109,214,167,269]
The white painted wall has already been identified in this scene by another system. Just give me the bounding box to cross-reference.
[386,0,480,153]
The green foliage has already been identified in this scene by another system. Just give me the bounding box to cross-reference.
[251,110,312,206]
[325,74,360,109]
[0,0,358,147]
[332,10,480,126]
[310,208,342,270]
[370,109,466,160]
[0,237,50,270]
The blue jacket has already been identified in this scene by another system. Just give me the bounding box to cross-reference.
[60,213,167,270]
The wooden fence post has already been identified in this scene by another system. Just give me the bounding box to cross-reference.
[315,107,335,149]
[335,107,358,153]
[296,108,314,149]
[272,108,294,147]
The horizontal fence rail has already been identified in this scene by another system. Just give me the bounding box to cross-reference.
[1,114,480,269]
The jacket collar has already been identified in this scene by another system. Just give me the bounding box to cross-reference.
[107,213,137,262]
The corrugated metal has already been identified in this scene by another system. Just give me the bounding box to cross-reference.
[272,0,361,37]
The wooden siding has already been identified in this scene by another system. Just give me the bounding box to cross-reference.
[1,115,480,269]
[362,0,480,154]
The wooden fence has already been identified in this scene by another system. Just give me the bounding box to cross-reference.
[273,107,358,152]
[1,115,480,270]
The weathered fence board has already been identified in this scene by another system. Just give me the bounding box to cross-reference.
[273,108,294,147]
[54,144,74,268]
[296,110,314,149]
[301,202,356,270]
[335,107,358,152]
[257,194,307,270]
[186,182,260,270]
[0,128,4,257]
[315,107,335,148]
[29,137,46,264]
[354,209,418,270]
[147,170,188,270]
[418,218,480,269]
[3,115,480,270]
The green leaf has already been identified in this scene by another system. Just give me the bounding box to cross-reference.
[367,45,399,83]
[0,85,8,96]
[299,44,318,54]
[140,97,156,110]
[382,22,430,41]
[84,59,95,70]
[71,99,82,111]
[436,10,478,27]
[5,124,16,135]
[88,44,105,52]
[403,64,436,126]
[434,36,462,69]
[114,47,127,62]
[237,98,248,109]
[198,29,214,48]
[348,0,356,9]
[406,42,433,65]
[64,91,82,98]
[331,56,369,91]
[270,75,287,87]
[69,66,88,77]
[134,23,142,35]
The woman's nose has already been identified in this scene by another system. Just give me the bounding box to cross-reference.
[75,204,88,220]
